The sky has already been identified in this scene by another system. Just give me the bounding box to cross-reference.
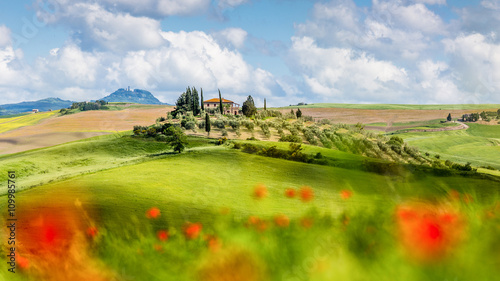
[0,0,499,106]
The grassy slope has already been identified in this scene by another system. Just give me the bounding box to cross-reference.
[280,104,500,110]
[398,123,500,168]
[2,134,500,280]
[0,133,210,194]
[0,111,56,134]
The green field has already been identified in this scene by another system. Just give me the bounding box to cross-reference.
[281,103,500,110]
[398,123,500,169]
[2,131,500,280]
[0,111,56,134]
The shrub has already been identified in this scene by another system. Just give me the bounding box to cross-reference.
[213,119,225,129]
[185,121,196,130]
[156,116,166,122]
[279,134,302,143]
[302,115,314,122]
[233,142,241,149]
[222,129,228,136]
[242,120,255,131]
[198,120,205,129]
[229,120,240,130]
[319,119,331,125]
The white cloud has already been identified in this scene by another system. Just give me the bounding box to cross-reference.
[212,28,248,49]
[0,25,12,47]
[413,0,446,5]
[443,33,500,102]
[217,0,249,9]
[289,36,408,101]
[36,2,166,52]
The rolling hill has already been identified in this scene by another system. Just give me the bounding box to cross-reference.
[101,88,165,104]
[0,97,74,115]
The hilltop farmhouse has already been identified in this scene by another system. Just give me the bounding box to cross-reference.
[203,98,240,115]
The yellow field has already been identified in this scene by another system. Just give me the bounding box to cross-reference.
[0,111,57,134]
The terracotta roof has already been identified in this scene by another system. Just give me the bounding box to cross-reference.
[203,98,235,103]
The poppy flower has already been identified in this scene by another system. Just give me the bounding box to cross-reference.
[300,217,314,229]
[257,221,268,232]
[254,184,268,199]
[274,214,290,227]
[299,186,314,202]
[448,189,461,201]
[247,216,260,226]
[146,207,161,219]
[157,230,168,241]
[86,226,98,238]
[154,244,163,252]
[396,203,465,262]
[184,222,202,240]
[208,237,222,252]
[340,190,352,200]
[462,193,474,204]
[285,188,296,198]
[17,255,29,270]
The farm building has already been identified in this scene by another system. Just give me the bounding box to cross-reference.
[203,98,240,115]
[32,109,39,113]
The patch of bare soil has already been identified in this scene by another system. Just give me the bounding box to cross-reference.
[0,107,170,154]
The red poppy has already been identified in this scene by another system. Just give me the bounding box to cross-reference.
[157,230,168,241]
[254,184,268,199]
[285,188,296,198]
[463,193,474,204]
[146,207,161,219]
[247,216,260,226]
[299,186,314,202]
[17,255,29,270]
[448,189,461,201]
[256,221,268,232]
[184,222,203,240]
[340,190,352,200]
[208,237,222,252]
[396,203,465,262]
[300,217,314,229]
[274,214,290,227]
[86,226,98,238]
[154,244,163,252]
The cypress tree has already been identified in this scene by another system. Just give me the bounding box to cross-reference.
[205,113,211,135]
[192,87,200,116]
[218,89,224,114]
[264,98,267,110]
[186,87,193,112]
[296,108,302,118]
[200,88,204,111]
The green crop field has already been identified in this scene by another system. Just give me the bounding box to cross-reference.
[0,111,56,134]
[280,103,500,110]
[2,132,500,281]
[397,123,500,169]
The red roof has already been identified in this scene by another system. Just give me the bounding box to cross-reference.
[204,98,235,103]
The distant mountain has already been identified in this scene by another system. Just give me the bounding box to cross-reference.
[101,88,164,104]
[0,97,74,116]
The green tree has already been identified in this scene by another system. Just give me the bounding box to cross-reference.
[192,87,200,116]
[497,108,500,116]
[480,111,487,120]
[200,88,204,111]
[447,113,452,122]
[165,126,187,153]
[296,108,302,118]
[264,98,267,110]
[205,113,211,135]
[242,95,257,117]
[218,89,224,114]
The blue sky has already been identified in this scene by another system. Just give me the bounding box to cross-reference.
[0,0,499,106]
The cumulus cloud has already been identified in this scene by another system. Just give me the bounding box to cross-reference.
[0,25,12,47]
[443,33,500,103]
[212,28,248,49]
[35,2,166,52]
[289,36,408,102]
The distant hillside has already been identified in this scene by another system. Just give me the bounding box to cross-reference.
[101,88,164,105]
[0,98,74,116]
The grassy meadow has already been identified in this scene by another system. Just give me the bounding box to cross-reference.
[1,105,500,281]
[398,123,500,169]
